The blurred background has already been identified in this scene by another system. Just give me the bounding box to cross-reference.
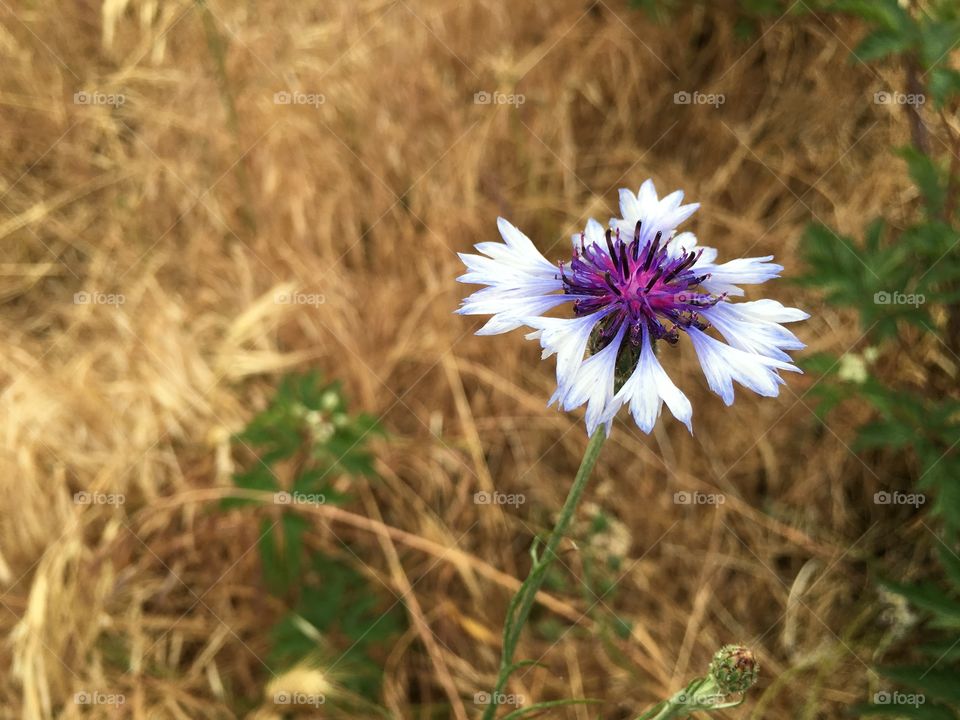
[1,0,958,718]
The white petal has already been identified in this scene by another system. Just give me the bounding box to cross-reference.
[691,245,719,266]
[619,189,641,223]
[732,299,809,324]
[637,179,659,214]
[701,302,805,362]
[606,328,693,433]
[560,323,626,436]
[495,217,559,275]
[472,295,575,335]
[458,217,572,335]
[661,189,685,210]
[525,308,612,400]
[699,255,783,296]
[665,231,699,260]
[611,181,700,246]
[687,328,800,406]
[659,202,699,230]
[459,286,570,318]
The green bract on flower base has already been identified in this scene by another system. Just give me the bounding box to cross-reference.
[457,180,808,436]
[711,645,760,694]
[635,646,760,720]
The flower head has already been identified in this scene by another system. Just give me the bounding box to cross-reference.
[709,645,759,694]
[456,179,808,436]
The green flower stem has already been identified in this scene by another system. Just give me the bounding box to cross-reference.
[481,430,607,720]
[635,676,744,720]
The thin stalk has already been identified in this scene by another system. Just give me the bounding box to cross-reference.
[481,430,607,720]
[195,0,258,232]
[636,677,742,720]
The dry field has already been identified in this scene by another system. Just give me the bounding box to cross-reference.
[0,0,922,718]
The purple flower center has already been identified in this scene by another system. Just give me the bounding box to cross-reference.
[561,222,725,346]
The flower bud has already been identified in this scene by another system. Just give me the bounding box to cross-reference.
[709,645,759,694]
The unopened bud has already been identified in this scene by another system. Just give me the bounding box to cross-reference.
[709,645,759,694]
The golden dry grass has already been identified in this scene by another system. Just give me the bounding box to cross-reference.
[0,0,925,718]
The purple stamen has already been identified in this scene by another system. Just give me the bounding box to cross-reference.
[561,228,723,345]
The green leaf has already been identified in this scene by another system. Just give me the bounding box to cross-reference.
[855,27,915,62]
[930,68,960,108]
[879,579,960,627]
[937,543,960,589]
[878,666,960,705]
[259,513,308,594]
[832,0,912,31]
[917,639,960,663]
[919,19,960,70]
[899,148,946,219]
[222,466,279,508]
[856,420,919,450]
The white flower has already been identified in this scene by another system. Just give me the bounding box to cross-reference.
[456,180,808,435]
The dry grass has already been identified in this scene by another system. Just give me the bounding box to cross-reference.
[0,0,921,717]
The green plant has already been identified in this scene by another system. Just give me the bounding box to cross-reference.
[858,545,960,718]
[790,1,960,716]
[226,372,403,699]
[795,0,960,535]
